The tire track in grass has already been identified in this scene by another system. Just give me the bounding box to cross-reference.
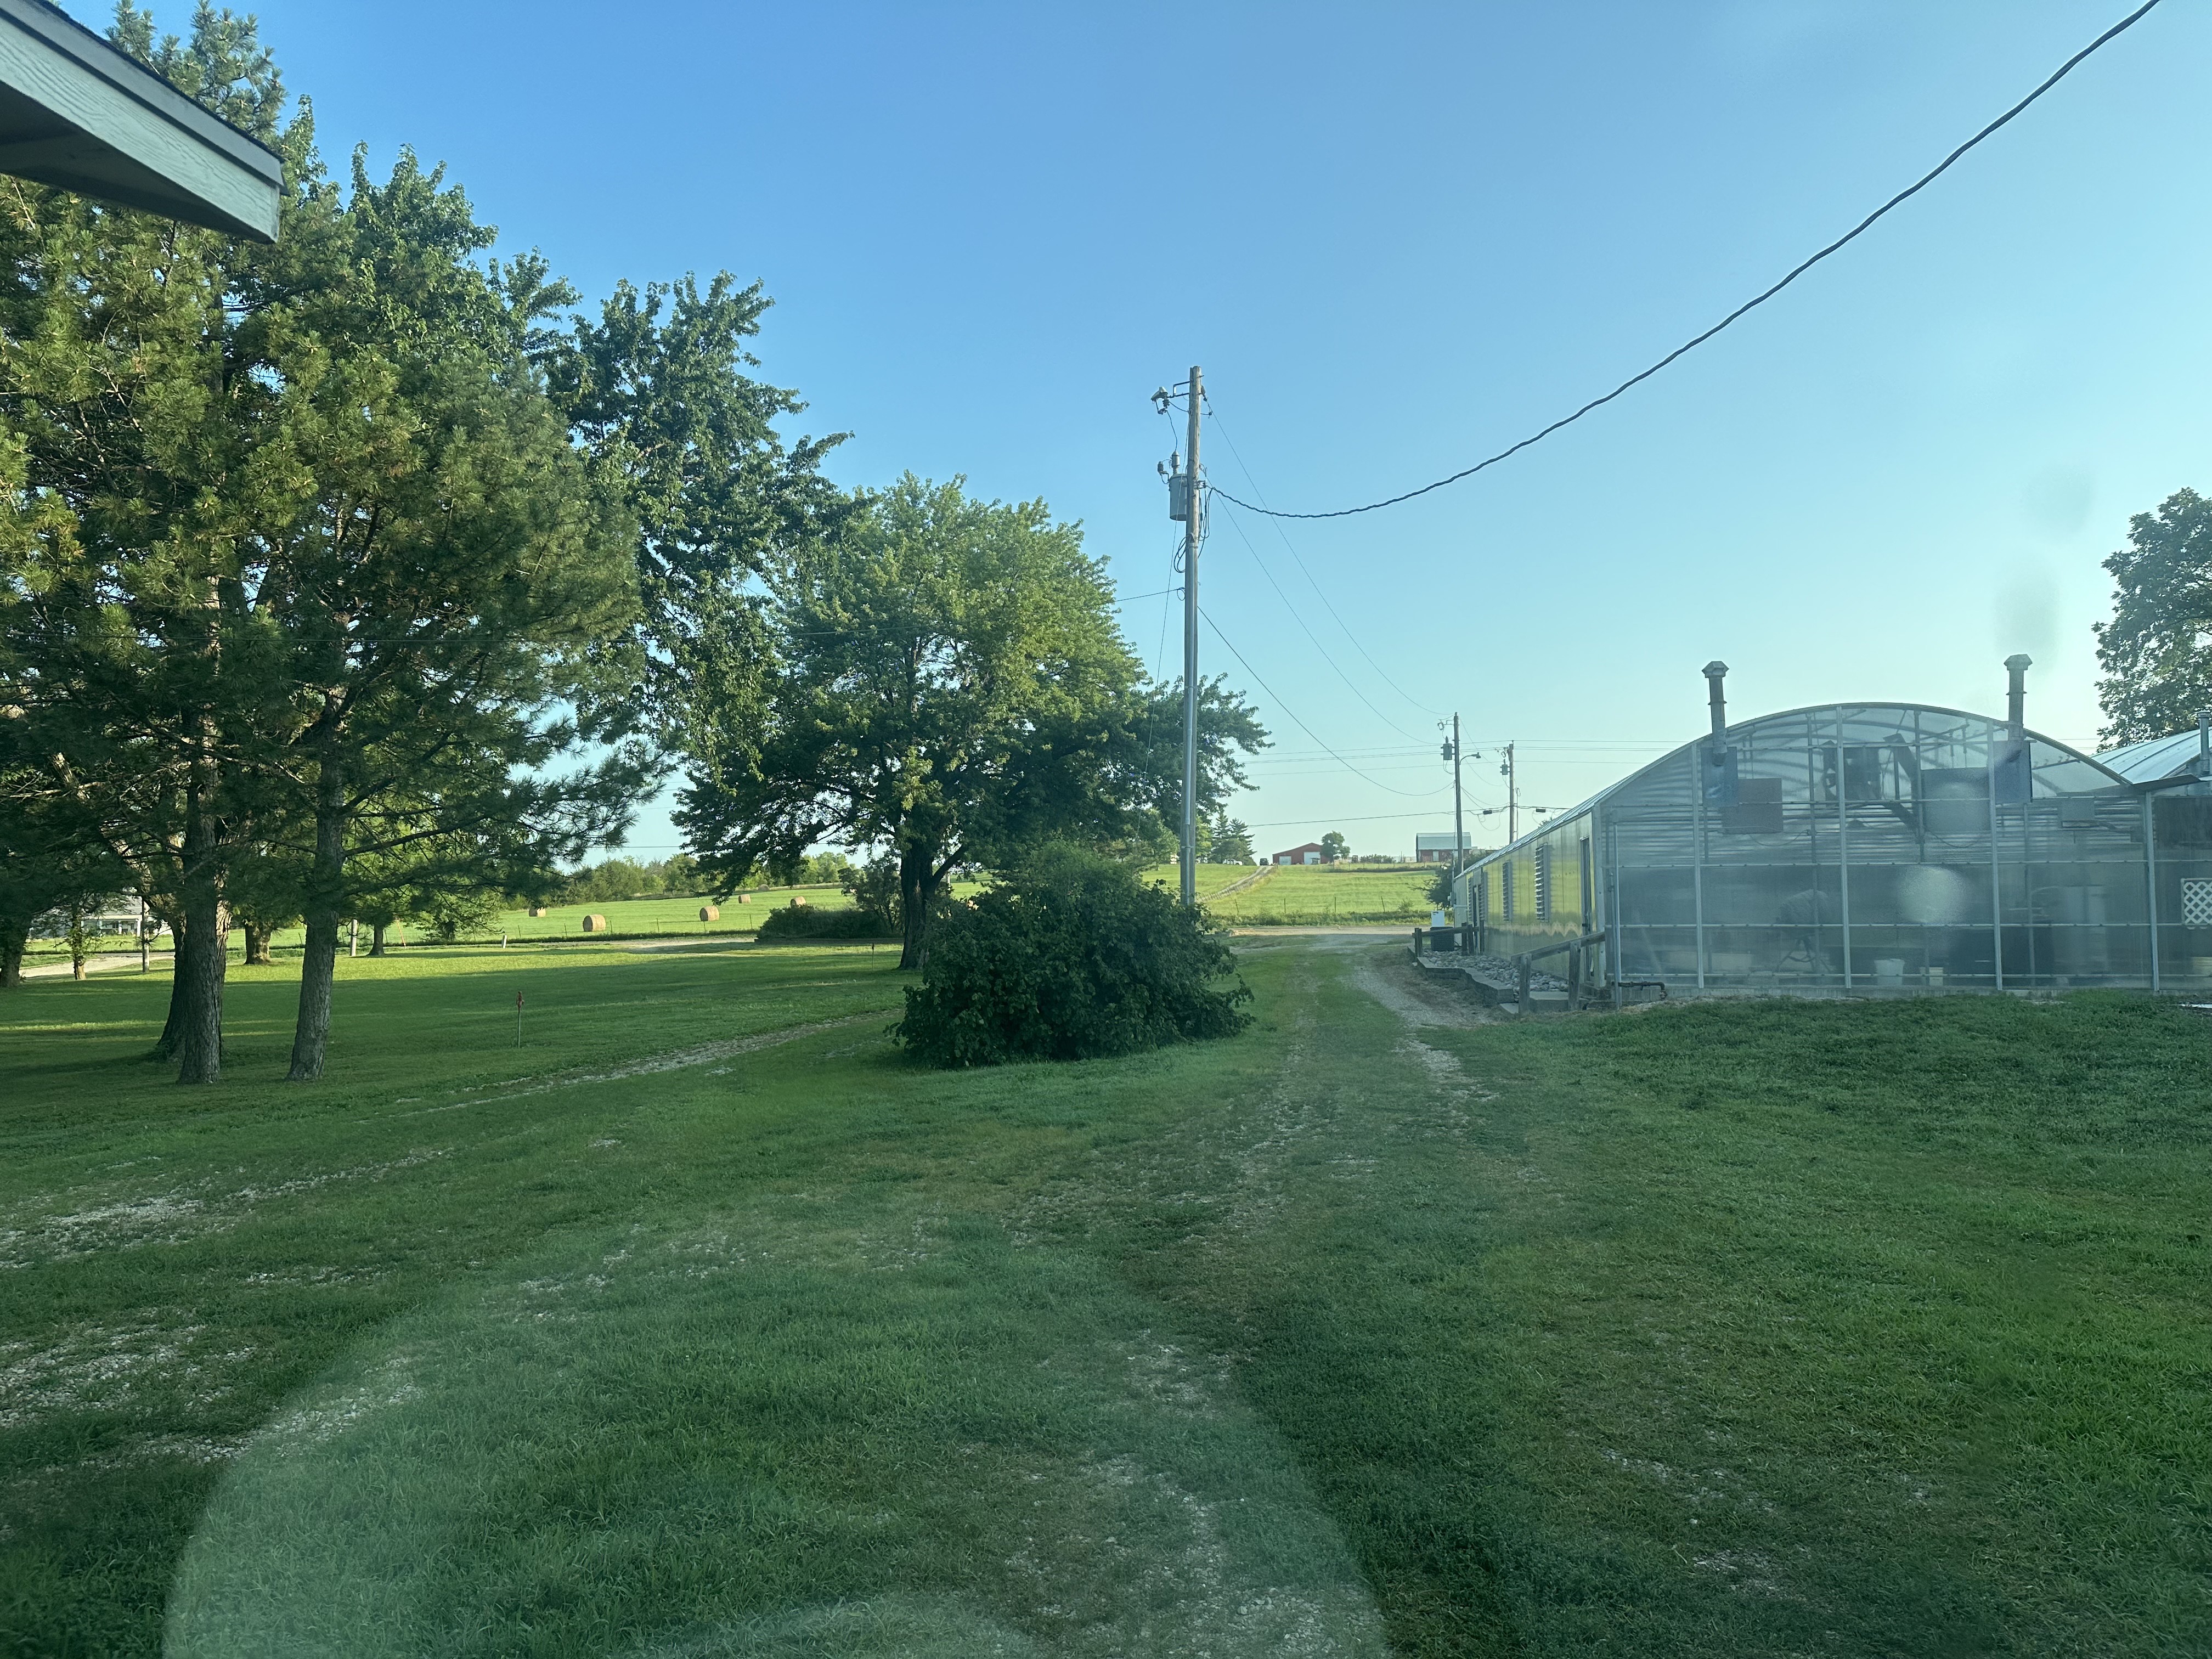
[377,1011,891,1119]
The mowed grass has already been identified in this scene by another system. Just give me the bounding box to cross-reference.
[2,940,2209,1656]
[1206,862,1434,924]
[1135,861,1436,924]
[1132,861,1274,909]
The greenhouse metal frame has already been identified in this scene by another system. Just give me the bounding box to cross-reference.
[1454,699,2212,997]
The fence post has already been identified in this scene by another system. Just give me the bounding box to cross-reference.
[1516,955,1531,1018]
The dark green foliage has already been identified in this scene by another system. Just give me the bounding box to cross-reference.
[896,845,1250,1066]
[1201,809,1255,865]
[2096,487,2212,743]
[1426,861,1456,909]
[676,474,1266,968]
[838,853,904,929]
[756,902,894,940]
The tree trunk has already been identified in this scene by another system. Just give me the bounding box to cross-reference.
[151,902,189,1056]
[288,759,346,1082]
[369,921,388,957]
[0,914,27,989]
[898,847,933,971]
[242,920,273,966]
[172,819,226,1085]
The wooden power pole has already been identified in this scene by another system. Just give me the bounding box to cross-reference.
[1447,713,1465,895]
[1154,367,1206,905]
[1180,366,1202,906]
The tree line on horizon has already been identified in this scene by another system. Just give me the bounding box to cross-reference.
[0,7,1261,1082]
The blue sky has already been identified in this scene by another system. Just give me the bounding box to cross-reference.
[91,1,2212,856]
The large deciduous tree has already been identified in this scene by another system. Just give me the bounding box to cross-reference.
[676,475,1265,968]
[2096,487,2212,744]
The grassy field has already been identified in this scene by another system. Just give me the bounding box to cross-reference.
[1209,863,1435,925]
[482,884,858,943]
[1135,861,1436,925]
[26,863,1416,970]
[3,941,2208,1655]
[19,885,866,972]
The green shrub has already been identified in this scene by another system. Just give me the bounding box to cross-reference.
[755,902,895,941]
[896,845,1251,1067]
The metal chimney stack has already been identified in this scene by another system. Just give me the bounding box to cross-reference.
[2005,654,2032,744]
[1703,661,1729,744]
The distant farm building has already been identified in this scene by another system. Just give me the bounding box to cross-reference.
[1272,842,1327,865]
[1452,661,2212,996]
[1414,831,1476,864]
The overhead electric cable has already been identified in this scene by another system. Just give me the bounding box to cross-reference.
[1199,607,1450,799]
[1211,496,1430,742]
[1207,0,2164,522]
[1244,809,1475,830]
[1203,402,1447,715]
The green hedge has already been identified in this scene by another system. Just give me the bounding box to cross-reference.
[756,903,895,941]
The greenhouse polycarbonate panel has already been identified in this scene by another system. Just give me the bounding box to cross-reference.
[1465,701,2155,994]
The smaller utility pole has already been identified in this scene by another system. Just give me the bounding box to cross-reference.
[1441,714,1465,907]
[1500,742,1517,843]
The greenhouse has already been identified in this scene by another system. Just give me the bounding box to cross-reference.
[1453,664,2212,997]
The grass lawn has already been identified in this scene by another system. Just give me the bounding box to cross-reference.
[3,940,2208,1655]
[22,884,878,975]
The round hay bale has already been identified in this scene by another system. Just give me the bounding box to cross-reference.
[698,905,720,922]
[527,906,549,918]
[581,913,608,933]
[737,893,750,904]
[790,895,807,907]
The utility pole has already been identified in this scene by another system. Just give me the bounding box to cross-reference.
[1500,742,1517,843]
[1441,714,1465,906]
[1181,365,1202,907]
[1157,366,1204,906]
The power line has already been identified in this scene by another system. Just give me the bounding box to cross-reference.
[1199,607,1449,800]
[1210,496,1430,742]
[1207,0,2165,522]
[1243,809,1472,830]
[1203,403,1446,716]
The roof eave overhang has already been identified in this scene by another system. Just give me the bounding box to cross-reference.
[0,0,280,241]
